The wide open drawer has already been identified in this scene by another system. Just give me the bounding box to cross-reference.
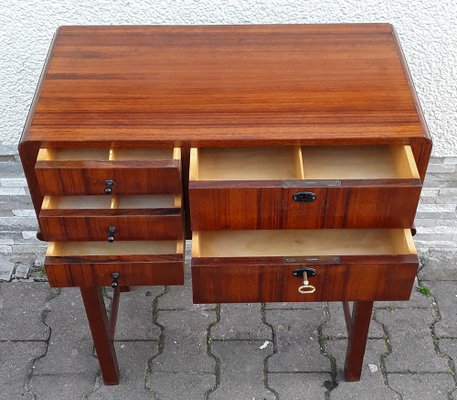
[36,147,181,195]
[39,194,183,241]
[45,240,184,287]
[189,145,422,229]
[191,229,418,303]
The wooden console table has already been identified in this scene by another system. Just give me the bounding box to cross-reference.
[19,24,431,384]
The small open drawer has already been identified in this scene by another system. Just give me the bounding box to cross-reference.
[190,145,419,181]
[35,147,181,195]
[39,195,183,241]
[45,240,184,287]
[189,145,422,230]
[191,229,418,303]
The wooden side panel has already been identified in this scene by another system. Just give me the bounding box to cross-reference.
[46,260,184,287]
[410,138,433,182]
[35,160,181,195]
[191,261,418,303]
[39,211,183,241]
[190,184,422,230]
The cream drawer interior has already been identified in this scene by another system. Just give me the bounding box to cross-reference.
[190,145,419,181]
[42,194,181,210]
[192,229,416,258]
[37,147,181,162]
[47,240,183,257]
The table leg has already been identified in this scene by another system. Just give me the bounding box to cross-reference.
[343,300,374,381]
[80,287,120,385]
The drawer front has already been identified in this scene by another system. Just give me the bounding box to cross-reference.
[189,184,421,229]
[35,147,182,196]
[191,229,418,303]
[192,261,418,303]
[39,195,183,241]
[39,212,183,241]
[36,161,181,195]
[189,145,422,230]
[47,260,184,288]
[45,241,184,287]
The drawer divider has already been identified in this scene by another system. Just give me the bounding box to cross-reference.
[293,146,305,179]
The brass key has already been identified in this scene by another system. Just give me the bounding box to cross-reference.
[298,271,316,294]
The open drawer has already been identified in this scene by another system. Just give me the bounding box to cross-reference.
[35,147,181,195]
[189,145,422,229]
[39,194,183,241]
[45,240,184,287]
[191,229,418,303]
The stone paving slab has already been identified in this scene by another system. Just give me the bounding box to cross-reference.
[322,302,384,339]
[147,372,215,400]
[268,372,330,400]
[267,309,330,373]
[150,309,215,373]
[0,257,14,281]
[419,250,457,281]
[210,340,275,400]
[114,286,162,340]
[438,337,457,400]
[0,341,47,400]
[376,308,449,373]
[388,373,455,400]
[428,281,457,338]
[326,339,399,400]
[29,373,97,400]
[0,282,50,340]
[14,261,30,279]
[212,303,272,341]
[88,342,155,400]
[33,288,98,375]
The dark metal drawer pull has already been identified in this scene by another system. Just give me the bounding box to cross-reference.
[107,226,117,242]
[293,191,317,203]
[104,179,115,194]
[111,272,120,289]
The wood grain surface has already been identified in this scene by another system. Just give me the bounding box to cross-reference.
[35,159,181,195]
[22,24,428,145]
[191,257,418,303]
[46,252,184,287]
[190,182,422,230]
[39,208,183,241]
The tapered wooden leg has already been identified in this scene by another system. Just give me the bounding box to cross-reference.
[344,301,374,381]
[109,287,121,337]
[80,287,120,385]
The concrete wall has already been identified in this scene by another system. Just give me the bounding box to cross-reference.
[1,0,456,155]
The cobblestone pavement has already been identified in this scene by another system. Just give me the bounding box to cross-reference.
[0,147,456,399]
